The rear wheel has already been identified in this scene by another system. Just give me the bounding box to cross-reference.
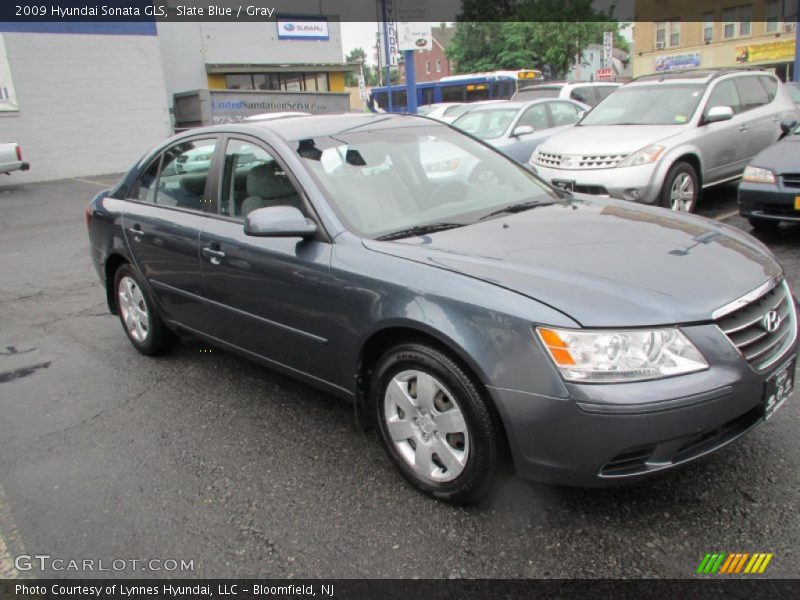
[748,217,780,232]
[660,161,699,213]
[114,264,176,355]
[372,343,500,504]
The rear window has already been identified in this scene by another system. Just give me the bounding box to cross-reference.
[513,87,561,101]
[759,76,778,101]
[570,87,597,106]
[734,76,770,112]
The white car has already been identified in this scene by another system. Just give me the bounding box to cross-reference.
[244,111,310,122]
[513,81,621,106]
[417,103,465,123]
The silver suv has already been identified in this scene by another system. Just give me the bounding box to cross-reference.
[530,69,800,212]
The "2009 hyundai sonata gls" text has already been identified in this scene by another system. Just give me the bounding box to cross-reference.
[87,114,797,504]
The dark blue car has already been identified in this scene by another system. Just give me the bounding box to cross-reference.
[88,114,798,503]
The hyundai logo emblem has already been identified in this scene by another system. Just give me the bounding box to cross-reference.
[763,310,781,333]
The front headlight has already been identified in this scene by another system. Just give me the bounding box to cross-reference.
[616,144,666,168]
[535,327,708,383]
[742,165,776,184]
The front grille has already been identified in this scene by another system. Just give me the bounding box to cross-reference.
[532,152,628,170]
[673,406,763,463]
[574,184,609,195]
[782,173,800,188]
[715,280,796,370]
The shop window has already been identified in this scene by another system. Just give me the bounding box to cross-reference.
[226,74,254,90]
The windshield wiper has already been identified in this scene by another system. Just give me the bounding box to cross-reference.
[479,200,550,221]
[374,222,464,241]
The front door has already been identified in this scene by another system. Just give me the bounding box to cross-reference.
[121,137,219,331]
[199,137,336,384]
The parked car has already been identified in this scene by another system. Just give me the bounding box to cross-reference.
[785,82,800,109]
[512,81,621,106]
[0,142,30,175]
[244,111,310,122]
[452,99,588,163]
[417,102,465,123]
[88,114,797,504]
[531,69,800,212]
[738,119,800,230]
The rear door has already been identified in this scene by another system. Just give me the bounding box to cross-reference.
[199,136,337,383]
[735,75,781,159]
[121,137,219,331]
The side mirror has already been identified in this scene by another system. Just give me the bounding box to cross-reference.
[705,105,734,123]
[780,119,798,135]
[512,125,535,137]
[244,206,317,239]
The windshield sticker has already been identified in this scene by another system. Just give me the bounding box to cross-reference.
[675,115,688,123]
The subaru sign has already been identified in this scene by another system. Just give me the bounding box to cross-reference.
[277,19,330,41]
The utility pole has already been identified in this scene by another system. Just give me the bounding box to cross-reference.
[380,0,393,112]
[794,0,799,82]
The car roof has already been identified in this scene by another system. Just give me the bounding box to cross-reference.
[244,111,311,122]
[630,68,769,86]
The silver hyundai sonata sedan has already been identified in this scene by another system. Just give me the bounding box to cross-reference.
[87,113,798,503]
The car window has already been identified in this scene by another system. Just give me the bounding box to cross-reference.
[443,104,465,117]
[517,104,548,130]
[705,80,741,115]
[735,76,770,112]
[453,108,518,139]
[581,84,704,126]
[155,139,217,211]
[296,124,559,238]
[220,139,303,219]
[135,158,160,203]
[759,76,778,101]
[570,87,596,106]
[548,102,580,126]
[513,87,560,101]
[596,86,618,100]
[787,83,800,104]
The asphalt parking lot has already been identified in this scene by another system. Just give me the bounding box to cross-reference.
[1,175,799,579]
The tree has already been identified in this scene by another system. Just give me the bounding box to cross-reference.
[344,47,368,87]
[446,0,628,79]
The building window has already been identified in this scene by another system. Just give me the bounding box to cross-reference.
[655,19,680,48]
[723,5,752,39]
[224,72,330,92]
[766,0,780,32]
[425,61,431,74]
[703,12,714,42]
[436,58,442,73]
[225,74,254,90]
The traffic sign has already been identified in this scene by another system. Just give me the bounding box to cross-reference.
[597,67,613,81]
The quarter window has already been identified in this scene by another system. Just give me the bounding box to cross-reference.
[135,159,160,203]
[220,139,302,219]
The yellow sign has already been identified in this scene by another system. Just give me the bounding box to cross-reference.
[518,71,540,79]
[736,39,796,63]
[794,196,800,211]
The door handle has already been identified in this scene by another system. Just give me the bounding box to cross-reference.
[739,125,748,132]
[126,226,142,239]
[202,246,226,265]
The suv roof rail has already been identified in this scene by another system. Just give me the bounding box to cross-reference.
[631,66,767,84]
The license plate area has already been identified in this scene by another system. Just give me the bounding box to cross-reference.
[552,179,575,192]
[764,357,795,420]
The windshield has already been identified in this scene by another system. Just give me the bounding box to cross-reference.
[787,83,800,104]
[294,123,559,238]
[453,108,518,139]
[417,105,436,116]
[580,84,705,126]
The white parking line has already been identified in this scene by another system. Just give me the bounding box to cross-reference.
[714,209,740,221]
[0,486,20,579]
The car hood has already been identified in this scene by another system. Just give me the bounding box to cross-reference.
[539,124,685,156]
[363,197,781,327]
[751,135,800,174]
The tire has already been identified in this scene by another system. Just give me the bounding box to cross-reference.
[113,264,176,356]
[371,343,501,504]
[748,217,780,232]
[659,161,699,213]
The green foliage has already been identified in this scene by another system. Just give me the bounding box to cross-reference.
[447,0,629,79]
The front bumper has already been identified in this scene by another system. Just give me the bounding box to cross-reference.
[739,180,800,222]
[531,162,661,204]
[487,324,798,486]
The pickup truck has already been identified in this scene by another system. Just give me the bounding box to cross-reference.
[0,142,30,175]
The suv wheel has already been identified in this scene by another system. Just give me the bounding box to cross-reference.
[660,162,699,213]
[114,264,176,355]
[372,343,500,504]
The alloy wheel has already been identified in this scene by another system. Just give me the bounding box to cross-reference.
[669,172,696,212]
[118,276,150,343]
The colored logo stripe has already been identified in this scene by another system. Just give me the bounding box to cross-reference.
[698,553,773,574]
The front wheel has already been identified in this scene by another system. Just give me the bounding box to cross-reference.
[114,264,176,355]
[372,343,501,504]
[659,161,699,213]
